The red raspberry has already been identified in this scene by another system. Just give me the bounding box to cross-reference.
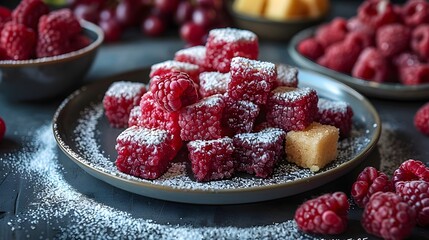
[294,192,349,235]
[401,0,429,27]
[376,23,411,58]
[187,137,235,182]
[316,98,354,138]
[150,71,199,112]
[393,159,429,184]
[297,38,324,61]
[0,6,12,31]
[393,52,421,68]
[315,17,348,48]
[396,180,429,227]
[362,192,416,240]
[411,24,429,60]
[399,64,429,85]
[317,40,361,74]
[0,22,36,60]
[346,17,374,36]
[344,30,373,51]
[357,0,399,29]
[415,103,429,135]
[70,35,91,52]
[0,117,5,141]
[150,60,201,85]
[351,166,393,208]
[12,0,49,31]
[352,47,389,83]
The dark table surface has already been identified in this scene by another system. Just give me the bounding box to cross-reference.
[1,1,429,239]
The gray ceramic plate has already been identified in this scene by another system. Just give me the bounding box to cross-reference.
[53,68,380,205]
[289,27,429,100]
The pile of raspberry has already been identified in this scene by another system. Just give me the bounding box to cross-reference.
[103,27,354,182]
[297,0,429,85]
[295,159,429,239]
[0,0,90,61]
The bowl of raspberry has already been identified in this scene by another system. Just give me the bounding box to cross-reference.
[288,0,429,100]
[0,2,103,101]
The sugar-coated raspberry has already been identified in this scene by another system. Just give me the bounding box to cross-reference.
[415,103,429,135]
[103,81,147,128]
[357,0,399,29]
[411,24,429,60]
[396,180,429,227]
[401,0,429,27]
[362,192,416,240]
[297,38,324,61]
[233,128,285,178]
[222,98,259,135]
[398,64,429,85]
[187,137,235,182]
[149,60,200,85]
[128,106,142,127]
[139,91,182,151]
[393,159,429,184]
[0,22,36,60]
[0,117,5,142]
[205,28,258,73]
[316,98,354,138]
[198,72,230,98]
[317,40,361,74]
[12,0,49,31]
[352,47,389,83]
[150,71,199,112]
[179,94,226,141]
[267,87,318,132]
[115,126,178,180]
[351,167,393,208]
[174,46,209,72]
[315,17,348,48]
[294,192,349,235]
[376,23,411,58]
[273,64,299,89]
[228,57,276,105]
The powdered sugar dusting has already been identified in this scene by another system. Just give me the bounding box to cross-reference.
[151,60,199,72]
[117,126,169,146]
[231,57,276,78]
[105,81,146,99]
[235,128,284,145]
[272,87,315,102]
[318,98,349,114]
[192,94,224,108]
[175,46,206,60]
[276,64,298,87]
[209,28,257,43]
[188,137,233,152]
[199,71,231,96]
[2,124,316,239]
[69,103,371,191]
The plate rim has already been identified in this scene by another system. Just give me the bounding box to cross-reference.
[288,26,429,100]
[52,68,381,204]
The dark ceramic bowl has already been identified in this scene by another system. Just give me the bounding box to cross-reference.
[227,0,327,41]
[0,20,104,101]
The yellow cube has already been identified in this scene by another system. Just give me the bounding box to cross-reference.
[285,122,339,172]
[301,0,330,17]
[233,0,267,17]
[264,0,308,20]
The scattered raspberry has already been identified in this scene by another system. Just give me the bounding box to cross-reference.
[150,71,199,112]
[267,87,318,132]
[273,64,299,89]
[361,192,416,240]
[376,23,411,58]
[317,40,361,74]
[297,38,324,61]
[401,0,429,27]
[398,64,429,85]
[0,117,5,141]
[205,28,259,73]
[187,137,235,182]
[0,22,36,60]
[294,192,349,235]
[357,0,399,29]
[233,128,285,178]
[393,159,429,184]
[395,180,429,227]
[12,0,49,31]
[411,24,429,60]
[315,17,348,48]
[115,126,177,180]
[352,47,389,83]
[178,94,226,141]
[103,81,147,128]
[415,103,429,135]
[351,166,393,208]
[222,99,259,135]
[316,98,354,138]
[228,57,276,105]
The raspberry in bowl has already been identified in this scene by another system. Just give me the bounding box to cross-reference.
[0,4,103,101]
